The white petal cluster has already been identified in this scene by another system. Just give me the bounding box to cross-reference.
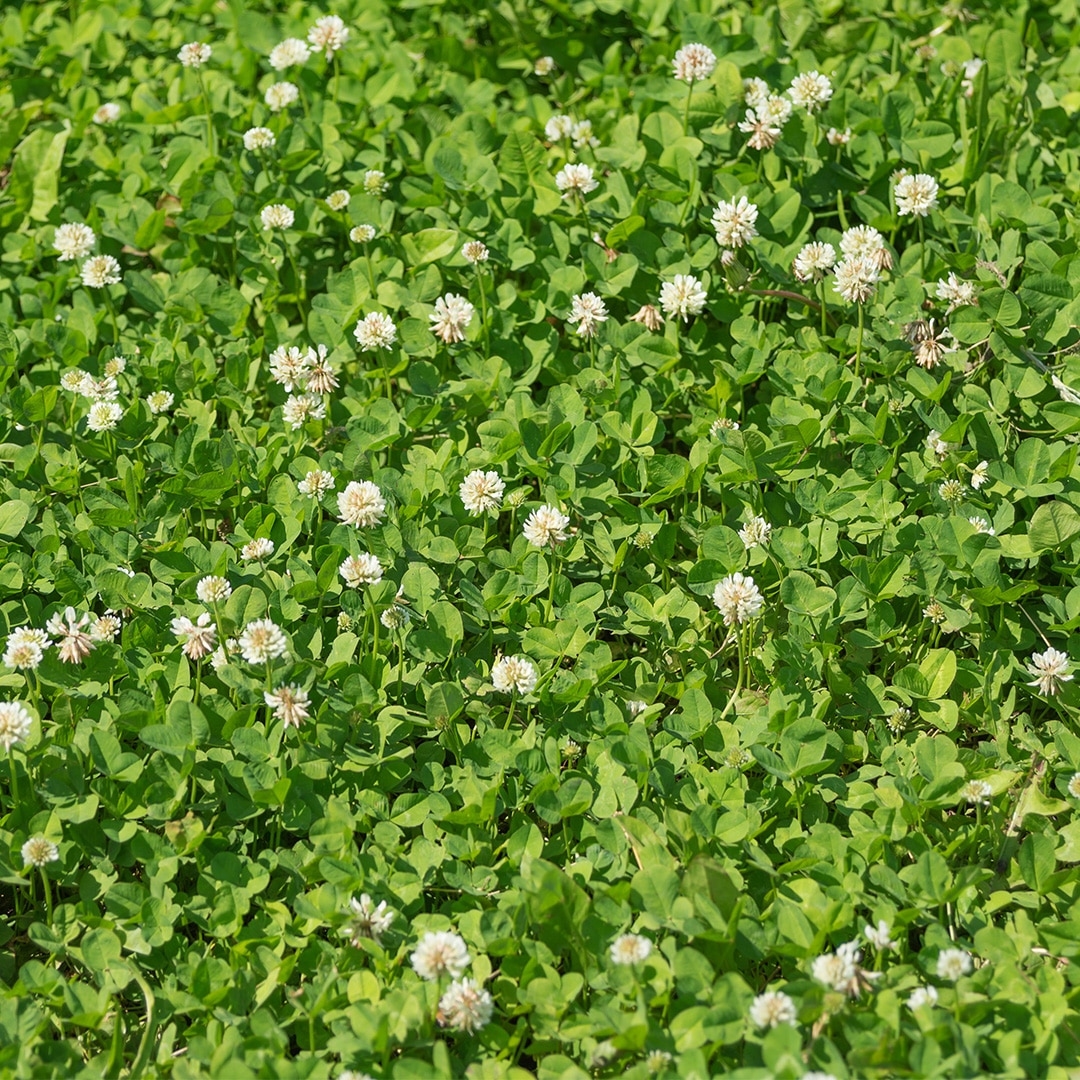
[788,70,832,112]
[81,255,122,288]
[171,613,217,660]
[264,684,311,727]
[238,619,288,664]
[460,470,504,514]
[438,978,494,1033]
[462,240,489,264]
[354,312,397,351]
[243,127,276,151]
[793,242,836,282]
[411,930,470,980]
[241,537,275,561]
[610,933,652,965]
[46,607,95,663]
[672,43,716,83]
[0,702,33,750]
[269,38,310,70]
[344,894,395,945]
[534,57,555,76]
[907,985,939,1010]
[712,572,763,625]
[265,82,299,111]
[936,273,978,311]
[833,256,879,304]
[146,390,174,414]
[895,173,939,217]
[748,990,797,1029]
[261,204,295,229]
[54,223,95,261]
[430,293,474,343]
[711,196,758,249]
[197,576,232,603]
[308,15,349,59]
[363,170,388,194]
[864,920,897,950]
[738,106,783,151]
[568,292,608,338]
[340,553,383,587]
[523,505,570,547]
[338,480,386,528]
[93,102,121,124]
[739,515,771,549]
[960,778,992,806]
[178,42,212,68]
[1028,647,1072,696]
[840,225,891,271]
[350,224,376,243]
[492,655,538,695]
[22,836,60,867]
[659,275,707,322]
[282,393,326,429]
[545,114,574,141]
[326,189,350,211]
[298,470,335,499]
[936,948,973,981]
[554,163,598,199]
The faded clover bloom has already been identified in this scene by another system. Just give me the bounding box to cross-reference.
[308,15,349,59]
[627,699,648,716]
[344,894,395,945]
[411,930,470,980]
[1068,773,1080,799]
[743,77,770,109]
[568,292,608,338]
[926,430,951,458]
[793,242,836,282]
[630,304,664,331]
[936,948,973,981]
[269,38,310,70]
[81,255,122,288]
[739,515,771,550]
[523,505,570,547]
[243,127,275,151]
[298,470,335,499]
[712,196,758,249]
[738,106,783,150]
[171,613,217,660]
[895,173,939,217]
[430,294,474,344]
[1028,647,1072,696]
[1054,375,1080,406]
[492,655,538,695]
[265,684,311,727]
[960,778,992,807]
[908,985,940,1010]
[350,224,376,243]
[238,619,288,664]
[833,256,879,304]
[438,978,494,1033]
[282,392,326,429]
[864,920,898,950]
[554,163,598,200]
[380,605,410,630]
[46,608,95,663]
[659,275,707,322]
[827,126,853,145]
[86,401,122,432]
[712,572,763,626]
[338,480,386,528]
[196,576,232,604]
[305,345,338,393]
[241,537,275,561]
[54,222,95,261]
[840,225,892,271]
[340,553,383,588]
[22,836,60,868]
[265,82,299,111]
[937,273,978,312]
[326,189,350,211]
[363,170,388,194]
[545,114,574,142]
[146,390,174,414]
[610,933,652,965]
[261,204,294,230]
[460,470,504,514]
[462,240,489,264]
[354,312,397,351]
[812,941,878,997]
[749,990,797,1029]
[788,70,833,112]
[572,120,598,150]
[178,42,212,68]
[672,43,716,83]
[93,102,121,124]
[923,600,946,625]
[0,702,33,750]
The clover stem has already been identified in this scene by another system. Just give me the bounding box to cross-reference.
[819,279,828,337]
[332,55,340,105]
[719,624,745,720]
[40,868,53,926]
[682,78,694,136]
[476,266,490,356]
[102,288,119,344]
[397,631,404,701]
[854,302,865,380]
[195,69,215,156]
[545,547,559,624]
[8,748,19,808]
[918,215,926,279]
[371,592,380,673]
[505,690,517,730]
[365,247,377,296]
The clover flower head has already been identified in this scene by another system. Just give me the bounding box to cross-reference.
[54,223,96,261]
[411,930,470,980]
[81,255,122,288]
[610,933,652,965]
[171,613,217,660]
[491,655,538,695]
[789,70,832,112]
[238,619,288,664]
[659,275,707,322]
[196,576,232,603]
[308,15,349,59]
[460,470,504,514]
[269,38,310,70]
[178,42,212,67]
[264,684,311,728]
[523,505,570,547]
[672,42,716,83]
[1028,647,1072,696]
[261,204,294,229]
[430,293,474,344]
[438,978,494,1033]
[243,127,276,151]
[739,515,772,550]
[554,162,598,199]
[749,989,797,1029]
[344,893,395,945]
[936,947,973,981]
[462,240,489,264]
[22,836,59,868]
[895,172,939,217]
[298,470,335,500]
[712,572,763,625]
[354,312,396,351]
[793,242,836,282]
[337,480,386,528]
[339,553,383,588]
[711,196,758,249]
[0,702,34,751]
[265,82,299,111]
[93,102,121,125]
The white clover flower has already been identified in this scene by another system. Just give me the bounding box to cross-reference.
[968,516,995,535]
[282,392,326,430]
[305,345,338,393]
[241,537,275,561]
[743,77,770,109]
[238,619,288,664]
[895,173,939,217]
[712,572,763,626]
[462,240,489,264]
[939,479,965,504]
[961,57,984,96]
[627,699,648,716]
[46,607,95,663]
[460,470,504,514]
[659,275,707,322]
[243,127,275,151]
[171,613,217,660]
[840,225,891,271]
[86,401,123,433]
[739,515,771,550]
[793,241,836,282]
[936,947,973,981]
[430,293,474,344]
[672,43,716,83]
[326,189,350,211]
[1028,648,1073,696]
[0,702,33,750]
[93,102,121,124]
[308,15,349,59]
[22,836,59,868]
[554,162,598,199]
[178,42,212,68]
[265,81,299,111]
[492,655,538,695]
[1054,375,1080,406]
[338,480,386,528]
[90,613,121,642]
[711,417,739,436]
[354,312,397,351]
[629,304,664,331]
[84,375,119,401]
[363,170,388,194]
[523,505,570,547]
[907,985,939,1010]
[833,256,879,304]
[864,920,897,950]
[268,345,311,392]
[438,978,494,1033]
[534,56,555,76]
[350,224,376,243]
[261,204,295,230]
[644,1051,673,1074]
[568,292,608,339]
[937,273,978,312]
[265,684,311,727]
[298,470,335,499]
[146,390,174,414]
[380,605,410,630]
[54,222,96,261]
[749,989,797,1029]
[60,369,89,393]
[3,638,42,671]
[926,430,951,458]
[340,553,383,587]
[811,941,867,996]
[711,196,758,249]
[827,126,853,145]
[411,930,470,980]
[923,600,946,625]
[738,107,783,151]
[1068,773,1080,799]
[344,894,395,945]
[196,576,231,604]
[545,114,574,141]
[761,94,793,126]
[789,70,832,112]
[610,933,652,965]
[269,38,310,70]
[960,778,992,806]
[81,255,122,288]
[571,119,599,149]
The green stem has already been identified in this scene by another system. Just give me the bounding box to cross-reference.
[40,868,53,926]
[719,625,745,720]
[545,547,559,624]
[195,69,215,156]
[332,55,340,105]
[9,749,19,808]
[476,267,490,356]
[397,633,404,701]
[819,278,828,337]
[505,691,517,730]
[683,79,694,136]
[102,288,119,344]
[855,302,865,380]
[918,215,926,279]
[365,248,377,296]
[380,350,393,402]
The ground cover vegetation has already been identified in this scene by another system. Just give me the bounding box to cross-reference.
[2,0,1080,1076]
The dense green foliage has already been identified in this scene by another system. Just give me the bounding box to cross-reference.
[4,0,1080,1077]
